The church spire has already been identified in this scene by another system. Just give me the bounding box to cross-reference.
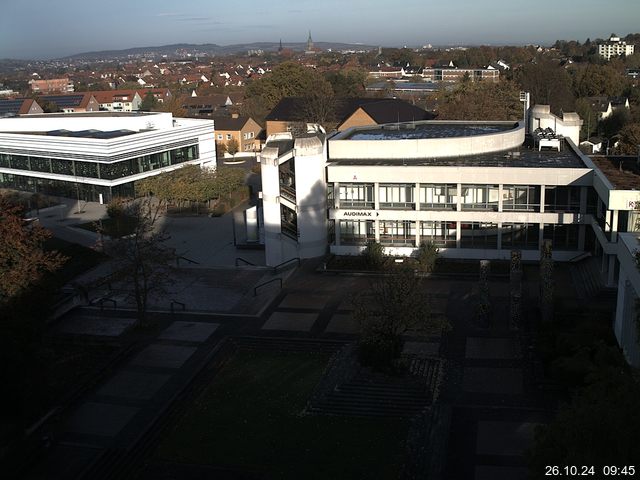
[306,30,314,53]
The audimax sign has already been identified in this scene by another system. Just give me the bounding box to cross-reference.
[342,211,380,217]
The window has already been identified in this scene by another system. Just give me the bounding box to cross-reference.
[543,224,579,250]
[226,134,232,140]
[217,134,223,140]
[545,186,581,212]
[503,185,540,211]
[502,223,539,250]
[338,183,374,209]
[420,221,456,247]
[340,220,374,245]
[380,220,416,247]
[420,184,457,210]
[280,205,297,239]
[460,222,498,249]
[461,185,499,210]
[378,184,414,209]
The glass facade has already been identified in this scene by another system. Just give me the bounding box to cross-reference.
[280,205,298,239]
[338,183,374,209]
[340,220,374,245]
[462,185,499,211]
[545,186,581,212]
[502,185,540,211]
[460,222,499,249]
[420,221,456,247]
[380,220,416,246]
[543,224,579,249]
[378,184,414,209]
[502,223,540,249]
[0,145,198,181]
[420,184,457,210]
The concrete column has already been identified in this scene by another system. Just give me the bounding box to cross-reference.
[415,220,421,246]
[374,182,380,210]
[456,183,462,211]
[335,219,341,246]
[578,225,586,251]
[334,182,340,209]
[539,185,545,213]
[579,186,587,215]
[538,222,545,251]
[611,210,619,242]
[608,254,616,287]
[497,222,502,250]
[456,221,462,248]
[415,182,420,211]
[605,210,612,232]
[374,219,380,242]
[498,184,504,212]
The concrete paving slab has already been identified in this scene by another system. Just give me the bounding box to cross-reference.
[97,371,171,400]
[430,297,448,314]
[403,341,440,357]
[325,314,359,334]
[475,466,528,480]
[262,312,318,331]
[465,337,521,360]
[278,293,327,310]
[462,367,523,395]
[54,315,136,337]
[130,344,197,369]
[158,321,219,342]
[65,402,140,437]
[476,421,539,456]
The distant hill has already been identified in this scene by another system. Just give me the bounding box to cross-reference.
[60,42,377,61]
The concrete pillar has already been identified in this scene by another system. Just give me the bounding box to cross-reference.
[374,182,380,210]
[415,182,421,211]
[334,182,340,209]
[538,222,545,251]
[335,219,341,246]
[375,219,380,242]
[456,220,462,248]
[608,254,616,287]
[611,210,619,242]
[498,184,504,212]
[579,186,587,215]
[497,222,502,250]
[539,185,545,213]
[456,183,462,211]
[415,220,421,246]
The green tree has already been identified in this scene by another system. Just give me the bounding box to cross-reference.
[416,241,439,273]
[140,91,158,111]
[615,123,640,155]
[437,80,522,121]
[515,61,575,114]
[226,138,239,155]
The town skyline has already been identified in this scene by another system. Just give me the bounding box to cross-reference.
[0,0,638,60]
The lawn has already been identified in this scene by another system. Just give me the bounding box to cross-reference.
[156,350,409,479]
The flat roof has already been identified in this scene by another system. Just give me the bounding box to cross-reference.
[591,156,640,190]
[22,129,138,139]
[329,139,587,169]
[19,111,161,118]
[343,122,516,141]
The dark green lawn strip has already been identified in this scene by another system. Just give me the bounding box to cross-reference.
[156,350,408,480]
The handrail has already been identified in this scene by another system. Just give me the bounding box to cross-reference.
[176,255,200,266]
[98,297,116,311]
[254,277,282,296]
[235,257,256,267]
[272,257,300,274]
[568,251,592,263]
[170,300,186,313]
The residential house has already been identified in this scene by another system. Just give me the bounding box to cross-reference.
[0,98,44,117]
[585,96,630,121]
[214,114,262,153]
[265,97,434,137]
[136,88,172,104]
[182,95,235,117]
[91,90,143,112]
[579,137,604,154]
[38,93,100,113]
[598,34,635,60]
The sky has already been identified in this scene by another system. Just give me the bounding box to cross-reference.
[0,0,638,59]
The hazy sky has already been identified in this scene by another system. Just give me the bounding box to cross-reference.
[0,0,637,59]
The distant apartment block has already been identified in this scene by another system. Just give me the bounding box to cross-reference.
[28,78,74,94]
[422,63,500,83]
[598,34,635,60]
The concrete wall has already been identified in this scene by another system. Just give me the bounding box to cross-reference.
[330,121,524,159]
[614,233,640,367]
[529,105,582,146]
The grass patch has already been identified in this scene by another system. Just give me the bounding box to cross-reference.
[156,350,408,479]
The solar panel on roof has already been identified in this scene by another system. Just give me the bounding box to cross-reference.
[40,95,84,108]
[0,99,26,115]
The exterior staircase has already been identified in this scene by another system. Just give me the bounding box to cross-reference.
[570,256,617,300]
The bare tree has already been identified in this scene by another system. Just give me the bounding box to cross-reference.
[104,198,175,326]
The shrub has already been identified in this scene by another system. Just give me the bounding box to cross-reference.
[361,240,385,270]
[416,241,439,273]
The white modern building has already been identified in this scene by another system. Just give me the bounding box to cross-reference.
[257,106,640,366]
[598,34,635,60]
[0,111,215,203]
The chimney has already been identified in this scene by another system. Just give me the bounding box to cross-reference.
[231,112,239,119]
